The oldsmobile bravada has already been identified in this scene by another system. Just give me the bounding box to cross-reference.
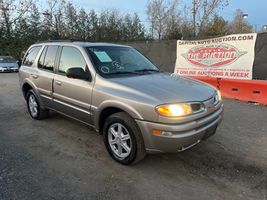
[19,41,223,164]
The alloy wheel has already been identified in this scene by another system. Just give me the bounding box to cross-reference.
[107,123,132,159]
[28,94,38,117]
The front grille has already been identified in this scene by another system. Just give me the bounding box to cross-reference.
[194,112,221,131]
[174,105,223,134]
[1,66,15,68]
[191,103,202,112]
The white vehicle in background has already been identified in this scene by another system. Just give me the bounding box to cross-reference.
[0,56,19,72]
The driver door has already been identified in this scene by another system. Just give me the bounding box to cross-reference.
[52,46,93,125]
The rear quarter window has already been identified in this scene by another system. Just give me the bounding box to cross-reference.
[22,46,42,67]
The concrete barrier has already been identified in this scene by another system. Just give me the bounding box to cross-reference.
[123,40,177,73]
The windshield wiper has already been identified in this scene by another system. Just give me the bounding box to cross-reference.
[134,69,160,73]
[107,71,139,75]
[107,69,160,76]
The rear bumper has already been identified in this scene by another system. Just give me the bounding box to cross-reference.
[136,104,223,153]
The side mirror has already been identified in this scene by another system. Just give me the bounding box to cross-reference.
[66,67,91,81]
[17,60,22,68]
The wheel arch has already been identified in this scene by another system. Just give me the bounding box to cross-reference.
[22,80,36,99]
[22,83,31,99]
[95,101,144,134]
[21,80,45,107]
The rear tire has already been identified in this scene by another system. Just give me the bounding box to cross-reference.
[26,89,49,120]
[103,112,146,165]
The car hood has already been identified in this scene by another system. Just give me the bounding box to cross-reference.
[109,72,215,103]
[0,63,18,68]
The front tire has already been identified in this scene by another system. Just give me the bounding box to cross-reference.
[26,90,49,120]
[103,112,146,165]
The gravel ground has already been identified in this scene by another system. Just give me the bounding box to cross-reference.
[0,73,266,200]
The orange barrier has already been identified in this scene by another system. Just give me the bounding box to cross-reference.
[190,76,220,90]
[190,76,267,105]
[219,79,267,105]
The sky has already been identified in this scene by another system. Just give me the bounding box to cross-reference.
[70,0,266,32]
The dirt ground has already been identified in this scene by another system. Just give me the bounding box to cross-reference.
[0,73,266,200]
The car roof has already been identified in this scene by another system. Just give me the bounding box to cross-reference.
[34,41,132,48]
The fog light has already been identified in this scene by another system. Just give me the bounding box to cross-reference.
[152,130,173,136]
[161,131,173,136]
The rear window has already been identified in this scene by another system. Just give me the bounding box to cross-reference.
[0,57,16,63]
[23,46,42,67]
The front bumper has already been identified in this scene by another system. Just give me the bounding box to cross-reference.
[0,67,18,72]
[136,104,223,153]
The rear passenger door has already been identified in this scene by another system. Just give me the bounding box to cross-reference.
[19,45,42,86]
[36,45,59,108]
[53,46,93,124]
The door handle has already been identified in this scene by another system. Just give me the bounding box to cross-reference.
[55,80,62,86]
[31,74,38,79]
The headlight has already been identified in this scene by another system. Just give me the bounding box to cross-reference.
[156,103,193,117]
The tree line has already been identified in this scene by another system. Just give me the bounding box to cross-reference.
[0,0,146,58]
[0,0,254,59]
[147,0,253,40]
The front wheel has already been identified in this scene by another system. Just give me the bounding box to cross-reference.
[26,90,49,120]
[103,112,146,165]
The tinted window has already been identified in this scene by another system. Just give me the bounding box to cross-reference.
[38,46,47,69]
[38,45,58,71]
[23,46,41,67]
[59,47,87,74]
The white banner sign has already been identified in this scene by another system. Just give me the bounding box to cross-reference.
[174,33,257,80]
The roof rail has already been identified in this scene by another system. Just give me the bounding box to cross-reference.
[35,39,87,44]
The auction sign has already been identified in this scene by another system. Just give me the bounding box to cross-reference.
[174,33,257,80]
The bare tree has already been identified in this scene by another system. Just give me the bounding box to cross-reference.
[228,9,253,34]
[146,0,180,40]
[193,0,229,36]
[179,4,194,39]
[0,0,33,37]
[205,14,228,36]
[164,1,182,39]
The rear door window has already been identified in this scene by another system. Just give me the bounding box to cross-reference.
[38,45,59,72]
[22,46,42,67]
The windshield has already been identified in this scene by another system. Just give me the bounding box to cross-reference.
[86,46,160,77]
[0,56,16,63]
